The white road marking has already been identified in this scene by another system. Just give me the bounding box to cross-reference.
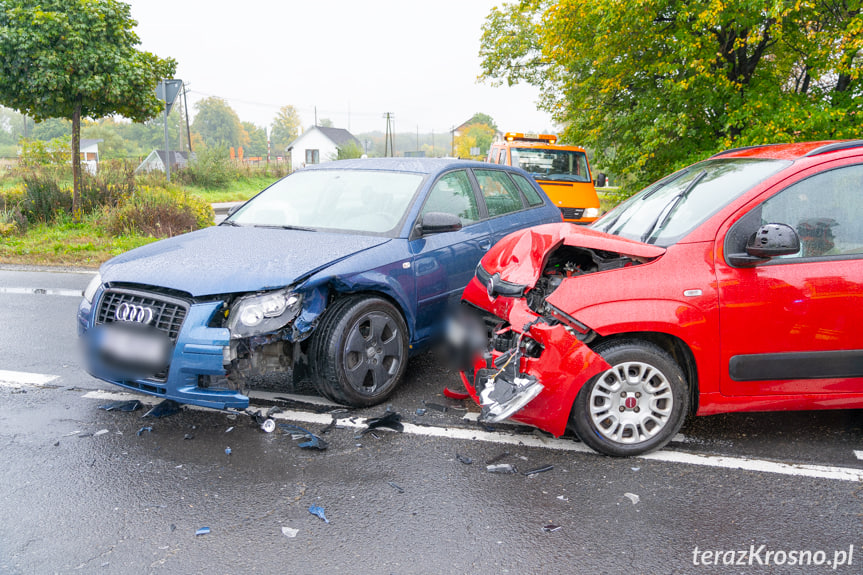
[0,370,60,388]
[854,450,863,460]
[0,287,82,297]
[81,389,863,482]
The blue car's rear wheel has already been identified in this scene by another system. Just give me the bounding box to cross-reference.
[310,296,408,407]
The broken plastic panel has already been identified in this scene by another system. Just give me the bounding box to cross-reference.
[308,504,329,523]
[443,387,471,400]
[486,463,518,474]
[142,399,182,419]
[97,399,142,412]
[476,345,543,423]
[363,411,403,433]
[278,423,328,450]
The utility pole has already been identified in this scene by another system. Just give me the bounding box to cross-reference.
[182,82,192,153]
[383,112,395,157]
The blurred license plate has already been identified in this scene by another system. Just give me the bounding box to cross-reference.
[98,324,171,372]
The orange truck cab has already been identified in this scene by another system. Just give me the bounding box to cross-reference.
[487,133,601,224]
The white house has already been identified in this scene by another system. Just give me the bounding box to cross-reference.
[135,150,193,174]
[287,126,361,169]
[80,139,102,174]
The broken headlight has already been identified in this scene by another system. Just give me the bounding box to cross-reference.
[227,289,302,339]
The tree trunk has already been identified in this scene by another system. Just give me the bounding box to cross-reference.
[71,101,82,221]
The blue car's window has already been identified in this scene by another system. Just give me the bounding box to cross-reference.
[510,173,545,207]
[229,170,424,234]
[474,169,525,217]
[421,170,479,225]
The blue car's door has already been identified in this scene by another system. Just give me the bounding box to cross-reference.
[409,169,491,344]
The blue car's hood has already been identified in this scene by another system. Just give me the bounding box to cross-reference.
[101,226,391,296]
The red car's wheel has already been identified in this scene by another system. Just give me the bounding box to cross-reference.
[572,339,689,457]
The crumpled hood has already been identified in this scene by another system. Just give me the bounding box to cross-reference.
[480,222,666,287]
[100,226,390,296]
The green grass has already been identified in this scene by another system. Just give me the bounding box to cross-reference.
[0,220,158,267]
[183,175,280,203]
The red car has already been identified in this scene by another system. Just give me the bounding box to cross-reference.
[458,140,863,456]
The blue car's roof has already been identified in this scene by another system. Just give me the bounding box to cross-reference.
[299,157,511,176]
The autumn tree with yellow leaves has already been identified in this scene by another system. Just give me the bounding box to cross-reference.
[480,0,861,192]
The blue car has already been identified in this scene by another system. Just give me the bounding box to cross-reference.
[78,158,562,409]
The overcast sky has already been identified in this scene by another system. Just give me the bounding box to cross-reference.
[124,0,555,135]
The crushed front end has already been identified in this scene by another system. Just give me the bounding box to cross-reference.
[457,223,662,436]
[78,277,327,410]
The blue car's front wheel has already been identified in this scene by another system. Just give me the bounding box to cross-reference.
[309,296,408,407]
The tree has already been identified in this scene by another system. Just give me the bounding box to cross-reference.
[454,122,495,159]
[480,0,862,193]
[241,121,268,157]
[330,140,363,160]
[317,118,334,128]
[467,112,498,132]
[0,0,176,216]
[191,96,244,150]
[270,105,302,156]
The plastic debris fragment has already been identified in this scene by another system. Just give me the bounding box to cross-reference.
[281,526,299,538]
[387,481,405,493]
[93,429,109,437]
[98,400,142,412]
[523,465,553,476]
[542,524,562,532]
[631,467,640,471]
[308,505,329,523]
[485,452,510,465]
[415,408,427,416]
[424,402,447,412]
[623,493,640,505]
[225,447,232,455]
[486,463,517,474]
[183,434,194,440]
[557,495,569,501]
[443,387,470,400]
[225,427,234,433]
[278,424,328,450]
[136,426,153,436]
[364,411,404,433]
[261,419,276,433]
[456,454,473,465]
[142,399,182,419]
[195,527,210,536]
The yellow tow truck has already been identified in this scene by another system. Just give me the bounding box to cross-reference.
[487,132,601,224]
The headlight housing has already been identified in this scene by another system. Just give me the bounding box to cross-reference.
[83,273,102,303]
[227,289,302,339]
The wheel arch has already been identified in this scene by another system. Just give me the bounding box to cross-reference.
[587,331,699,416]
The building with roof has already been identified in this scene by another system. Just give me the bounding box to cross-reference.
[135,150,193,174]
[287,126,361,169]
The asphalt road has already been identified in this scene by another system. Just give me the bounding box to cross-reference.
[1,266,861,574]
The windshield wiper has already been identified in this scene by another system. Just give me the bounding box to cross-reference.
[253,224,317,232]
[640,170,707,244]
[219,220,242,227]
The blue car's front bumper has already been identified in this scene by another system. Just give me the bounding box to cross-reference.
[79,294,249,410]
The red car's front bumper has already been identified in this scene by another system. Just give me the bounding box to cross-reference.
[459,279,611,437]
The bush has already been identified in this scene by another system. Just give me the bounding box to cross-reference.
[0,205,27,236]
[80,160,137,212]
[101,185,213,238]
[18,137,72,167]
[21,170,72,222]
[175,147,240,189]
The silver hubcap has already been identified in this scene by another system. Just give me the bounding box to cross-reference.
[342,311,403,396]
[588,361,674,445]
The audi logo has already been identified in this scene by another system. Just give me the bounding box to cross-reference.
[114,303,154,324]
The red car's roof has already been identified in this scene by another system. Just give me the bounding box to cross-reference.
[713,140,863,160]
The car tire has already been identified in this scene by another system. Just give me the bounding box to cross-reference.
[309,296,408,407]
[571,339,688,457]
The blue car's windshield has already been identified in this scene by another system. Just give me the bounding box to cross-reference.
[228,170,424,235]
[591,158,791,246]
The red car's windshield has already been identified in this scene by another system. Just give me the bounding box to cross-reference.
[592,158,791,246]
